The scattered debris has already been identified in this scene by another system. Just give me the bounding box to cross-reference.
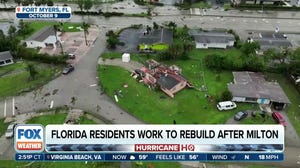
[52,89,59,95]
[114,94,119,102]
[160,96,166,99]
[70,97,76,105]
[44,92,50,97]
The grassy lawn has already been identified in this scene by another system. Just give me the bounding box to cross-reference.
[0,62,60,99]
[139,43,169,51]
[61,22,83,32]
[27,21,83,33]
[191,2,212,8]
[0,161,120,168]
[177,2,212,9]
[224,3,233,11]
[98,49,256,124]
[0,118,10,136]
[19,22,83,39]
[77,115,97,124]
[26,113,67,126]
[266,73,300,137]
[101,52,148,63]
[125,12,148,17]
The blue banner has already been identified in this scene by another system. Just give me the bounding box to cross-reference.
[15,153,44,161]
[16,13,71,19]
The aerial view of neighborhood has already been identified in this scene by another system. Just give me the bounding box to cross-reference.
[0,0,300,167]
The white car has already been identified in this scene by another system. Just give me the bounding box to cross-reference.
[5,123,16,138]
[217,101,237,111]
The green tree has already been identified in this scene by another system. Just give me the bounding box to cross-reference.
[271,50,287,64]
[15,0,21,5]
[168,21,177,33]
[263,48,277,63]
[204,54,224,71]
[22,0,33,5]
[153,22,159,30]
[220,90,232,101]
[77,0,84,12]
[46,0,54,6]
[0,30,8,51]
[147,7,151,16]
[8,25,16,37]
[289,48,300,74]
[82,22,90,46]
[106,36,119,49]
[241,41,260,55]
[244,54,265,72]
[27,63,38,80]
[157,51,171,61]
[35,0,42,6]
[18,19,30,39]
[168,42,183,60]
[84,0,93,12]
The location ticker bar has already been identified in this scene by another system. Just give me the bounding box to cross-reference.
[16,153,284,162]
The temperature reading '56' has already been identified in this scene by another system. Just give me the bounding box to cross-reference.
[189,155,198,160]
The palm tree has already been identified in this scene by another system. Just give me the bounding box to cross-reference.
[82,22,89,46]
[27,63,38,80]
[53,24,64,54]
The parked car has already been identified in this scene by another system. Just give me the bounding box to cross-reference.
[62,64,74,75]
[68,53,76,59]
[217,101,237,111]
[5,123,16,138]
[234,111,248,121]
[272,112,287,127]
[251,110,266,118]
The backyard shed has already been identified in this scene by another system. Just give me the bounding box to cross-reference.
[122,53,130,62]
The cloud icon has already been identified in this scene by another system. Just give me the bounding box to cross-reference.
[130,155,135,160]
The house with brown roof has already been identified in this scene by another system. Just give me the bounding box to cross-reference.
[25,26,61,49]
[228,71,291,110]
[132,59,192,98]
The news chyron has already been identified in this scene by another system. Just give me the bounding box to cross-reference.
[15,6,71,20]
[15,124,284,162]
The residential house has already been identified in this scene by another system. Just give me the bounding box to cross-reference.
[228,71,291,110]
[25,26,61,49]
[189,30,235,49]
[132,59,192,98]
[252,32,292,52]
[0,51,14,67]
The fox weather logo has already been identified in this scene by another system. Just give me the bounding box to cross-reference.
[14,124,44,153]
